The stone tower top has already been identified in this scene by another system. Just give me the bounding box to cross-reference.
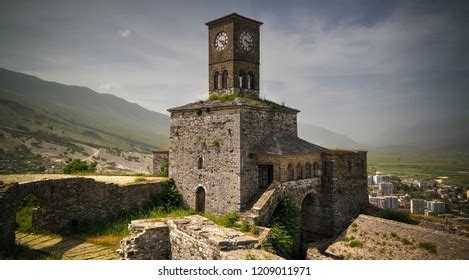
[206,13,263,98]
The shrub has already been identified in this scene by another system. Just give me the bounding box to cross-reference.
[418,242,437,254]
[63,159,97,174]
[270,225,294,258]
[270,196,300,235]
[16,195,38,232]
[212,139,220,147]
[245,252,258,260]
[376,209,419,225]
[150,179,182,211]
[216,212,239,228]
[158,161,169,177]
[349,240,363,248]
[269,196,300,259]
[400,238,412,245]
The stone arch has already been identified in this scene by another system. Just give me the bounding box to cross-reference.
[296,163,303,180]
[213,71,220,90]
[221,70,228,89]
[287,164,294,181]
[300,191,322,243]
[304,162,312,178]
[357,159,363,172]
[239,69,246,88]
[248,71,255,89]
[313,162,319,177]
[197,156,203,169]
[195,186,206,212]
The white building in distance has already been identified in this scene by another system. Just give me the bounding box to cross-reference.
[410,199,426,215]
[378,182,394,195]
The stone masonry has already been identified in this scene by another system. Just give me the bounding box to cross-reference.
[0,178,164,248]
[119,215,282,260]
[161,12,369,245]
[152,150,169,175]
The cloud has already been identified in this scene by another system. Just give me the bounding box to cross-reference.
[98,82,112,92]
[118,29,130,38]
[0,0,467,143]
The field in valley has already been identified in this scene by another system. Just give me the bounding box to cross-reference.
[367,153,469,187]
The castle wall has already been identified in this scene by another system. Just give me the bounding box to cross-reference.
[256,154,322,182]
[239,108,298,209]
[0,178,163,248]
[325,151,368,235]
[152,150,169,175]
[119,215,281,260]
[169,108,242,214]
[119,220,171,260]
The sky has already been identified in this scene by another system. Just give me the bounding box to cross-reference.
[0,0,468,143]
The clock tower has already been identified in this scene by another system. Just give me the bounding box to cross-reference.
[206,13,263,98]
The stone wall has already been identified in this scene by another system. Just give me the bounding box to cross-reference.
[169,107,242,214]
[119,215,282,260]
[239,108,298,210]
[325,151,368,235]
[0,178,163,248]
[152,150,169,175]
[255,154,322,182]
[119,219,170,260]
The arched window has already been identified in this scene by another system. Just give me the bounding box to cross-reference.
[197,156,203,170]
[239,70,246,88]
[304,162,312,178]
[221,70,228,89]
[313,162,319,177]
[248,72,255,89]
[357,159,363,172]
[296,163,303,180]
[195,186,205,212]
[287,164,294,181]
[213,71,220,90]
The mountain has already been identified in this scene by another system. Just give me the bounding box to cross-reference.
[0,67,170,173]
[298,122,362,149]
[368,117,469,154]
[0,67,367,173]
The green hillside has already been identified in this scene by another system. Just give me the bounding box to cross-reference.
[0,67,170,173]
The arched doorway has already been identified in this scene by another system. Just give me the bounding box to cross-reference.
[195,186,206,212]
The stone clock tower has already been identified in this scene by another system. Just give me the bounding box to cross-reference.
[206,13,262,98]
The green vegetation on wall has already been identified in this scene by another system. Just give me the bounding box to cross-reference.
[150,179,182,211]
[269,196,300,259]
[159,161,169,177]
[16,194,38,232]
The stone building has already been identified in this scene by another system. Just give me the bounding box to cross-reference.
[161,13,367,240]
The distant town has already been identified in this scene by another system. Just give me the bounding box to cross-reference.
[368,173,469,223]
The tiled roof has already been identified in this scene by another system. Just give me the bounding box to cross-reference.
[255,133,328,155]
[167,98,299,113]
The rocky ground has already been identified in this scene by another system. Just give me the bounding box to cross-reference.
[322,215,469,260]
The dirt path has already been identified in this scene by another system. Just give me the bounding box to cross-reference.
[16,232,119,260]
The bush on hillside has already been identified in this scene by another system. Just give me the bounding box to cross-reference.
[63,159,97,174]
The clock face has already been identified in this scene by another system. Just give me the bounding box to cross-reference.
[239,32,254,52]
[215,32,228,51]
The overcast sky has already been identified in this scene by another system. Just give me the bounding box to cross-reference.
[0,0,468,143]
